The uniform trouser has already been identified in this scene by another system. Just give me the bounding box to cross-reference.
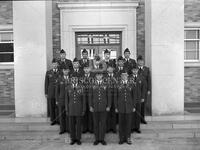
[93,112,107,141]
[82,102,93,133]
[69,116,82,141]
[58,104,69,132]
[141,102,145,122]
[119,113,132,141]
[47,98,50,117]
[132,102,141,130]
[49,98,56,123]
[106,102,116,132]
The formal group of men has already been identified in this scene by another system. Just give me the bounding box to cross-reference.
[44,48,151,145]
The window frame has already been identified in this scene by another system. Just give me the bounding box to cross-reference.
[184,23,200,67]
[0,25,14,69]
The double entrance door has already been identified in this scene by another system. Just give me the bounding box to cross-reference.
[75,31,122,60]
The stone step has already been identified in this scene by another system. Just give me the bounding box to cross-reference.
[0,121,200,132]
[0,104,15,110]
[0,114,200,123]
[185,107,200,113]
[0,129,199,141]
[0,110,15,117]
[185,102,200,108]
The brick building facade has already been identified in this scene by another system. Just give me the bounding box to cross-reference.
[0,1,14,116]
[184,0,200,103]
[0,0,199,116]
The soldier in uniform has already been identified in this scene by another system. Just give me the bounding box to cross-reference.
[123,48,137,75]
[114,56,126,81]
[69,58,84,78]
[130,67,145,133]
[102,49,116,69]
[105,66,117,133]
[137,55,151,124]
[82,66,94,133]
[115,73,135,145]
[79,49,90,70]
[65,77,85,145]
[57,49,73,71]
[56,67,70,134]
[89,73,111,145]
[45,58,59,125]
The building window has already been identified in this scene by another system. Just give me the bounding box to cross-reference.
[184,28,200,61]
[0,31,14,63]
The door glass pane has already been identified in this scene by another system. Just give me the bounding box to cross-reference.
[76,32,121,45]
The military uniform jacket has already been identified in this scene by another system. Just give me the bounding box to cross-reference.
[115,81,135,114]
[89,81,111,112]
[65,84,86,116]
[130,74,145,103]
[56,75,70,106]
[105,73,117,104]
[138,66,151,92]
[123,58,137,75]
[79,59,90,70]
[69,68,84,78]
[45,69,59,98]
[57,58,73,71]
[102,59,116,69]
[81,73,94,99]
[113,67,127,81]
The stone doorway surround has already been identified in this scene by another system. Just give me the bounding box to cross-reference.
[57,0,139,60]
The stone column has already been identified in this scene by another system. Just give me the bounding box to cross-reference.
[145,0,184,115]
[13,1,52,117]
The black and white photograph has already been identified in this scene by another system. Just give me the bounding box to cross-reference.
[0,0,200,150]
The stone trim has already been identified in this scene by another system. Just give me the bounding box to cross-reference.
[57,1,139,10]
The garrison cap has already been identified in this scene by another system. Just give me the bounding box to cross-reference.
[60,49,66,54]
[124,48,130,53]
[137,55,143,61]
[82,49,88,54]
[104,49,110,54]
[73,57,79,62]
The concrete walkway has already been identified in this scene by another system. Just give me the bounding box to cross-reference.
[1,138,200,150]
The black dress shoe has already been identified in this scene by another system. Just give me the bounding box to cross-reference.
[112,129,117,133]
[59,131,65,135]
[131,129,134,133]
[126,138,132,145]
[70,140,76,145]
[82,131,87,134]
[118,140,124,145]
[101,140,107,145]
[89,131,94,134]
[51,122,56,126]
[77,140,82,145]
[141,120,147,124]
[135,129,141,134]
[93,141,99,145]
